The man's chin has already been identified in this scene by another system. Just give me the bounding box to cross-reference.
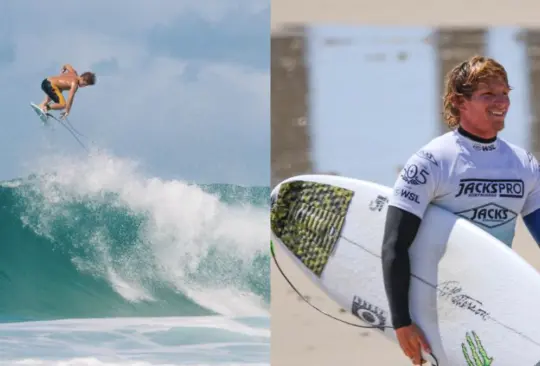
[491,119,505,132]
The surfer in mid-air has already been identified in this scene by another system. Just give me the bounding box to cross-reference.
[381,56,540,365]
[38,64,96,119]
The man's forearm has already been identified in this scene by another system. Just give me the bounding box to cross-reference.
[524,208,540,246]
[62,64,77,74]
[381,205,422,329]
[66,99,73,112]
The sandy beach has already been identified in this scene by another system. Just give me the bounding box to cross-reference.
[271,217,540,365]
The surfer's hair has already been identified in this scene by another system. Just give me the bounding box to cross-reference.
[81,72,96,85]
[443,55,511,129]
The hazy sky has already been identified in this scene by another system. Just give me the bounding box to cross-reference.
[0,1,269,186]
[308,26,530,187]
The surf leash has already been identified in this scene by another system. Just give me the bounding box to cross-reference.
[48,114,92,153]
[270,240,394,329]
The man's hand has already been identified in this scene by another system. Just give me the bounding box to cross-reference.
[396,323,431,365]
[61,64,77,75]
[60,111,69,120]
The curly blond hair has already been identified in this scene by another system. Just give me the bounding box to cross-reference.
[443,56,511,129]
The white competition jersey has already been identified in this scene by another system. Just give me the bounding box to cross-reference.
[390,129,540,247]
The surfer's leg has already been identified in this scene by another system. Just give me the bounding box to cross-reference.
[39,96,51,112]
[47,102,66,111]
[40,79,65,111]
[47,87,66,111]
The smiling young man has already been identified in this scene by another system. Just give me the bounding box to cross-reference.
[381,56,540,365]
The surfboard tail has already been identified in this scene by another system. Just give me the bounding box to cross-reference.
[270,180,354,277]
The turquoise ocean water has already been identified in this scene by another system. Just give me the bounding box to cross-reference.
[0,152,270,366]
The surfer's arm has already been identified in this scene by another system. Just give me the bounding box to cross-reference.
[523,209,540,246]
[382,149,439,329]
[65,83,79,113]
[522,153,540,246]
[381,206,422,329]
[61,64,78,75]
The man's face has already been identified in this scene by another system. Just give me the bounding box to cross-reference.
[459,77,510,134]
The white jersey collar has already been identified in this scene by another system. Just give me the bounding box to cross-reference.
[456,127,499,152]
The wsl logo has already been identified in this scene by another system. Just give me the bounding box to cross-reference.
[455,203,517,229]
[455,179,524,198]
[472,143,496,152]
[394,188,420,204]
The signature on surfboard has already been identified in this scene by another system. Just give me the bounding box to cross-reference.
[437,281,490,320]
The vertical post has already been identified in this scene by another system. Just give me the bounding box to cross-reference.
[271,25,313,188]
[524,30,540,159]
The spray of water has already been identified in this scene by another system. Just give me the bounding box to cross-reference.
[13,149,269,317]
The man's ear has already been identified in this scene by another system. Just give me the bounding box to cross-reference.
[452,95,464,111]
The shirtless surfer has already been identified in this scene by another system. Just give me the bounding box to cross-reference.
[38,64,96,119]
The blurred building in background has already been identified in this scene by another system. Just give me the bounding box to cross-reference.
[271,25,312,188]
[524,30,540,158]
[271,25,540,187]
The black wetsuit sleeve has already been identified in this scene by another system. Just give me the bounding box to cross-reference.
[381,205,422,329]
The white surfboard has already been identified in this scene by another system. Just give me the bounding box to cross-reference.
[270,174,540,366]
[29,102,50,125]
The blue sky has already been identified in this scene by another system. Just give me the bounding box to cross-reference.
[308,26,530,187]
[0,1,269,186]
